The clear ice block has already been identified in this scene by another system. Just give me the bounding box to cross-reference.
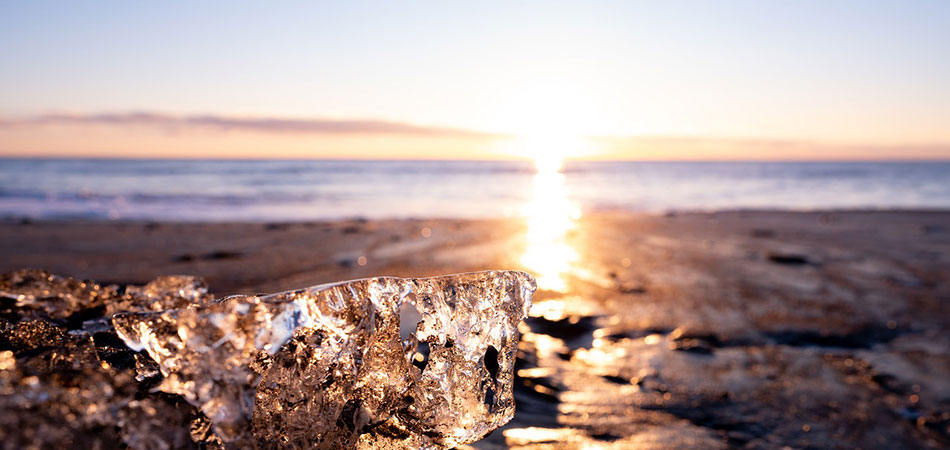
[112,270,536,447]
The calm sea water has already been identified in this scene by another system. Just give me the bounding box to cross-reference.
[1,159,948,221]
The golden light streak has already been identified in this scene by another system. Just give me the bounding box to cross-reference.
[518,137,582,292]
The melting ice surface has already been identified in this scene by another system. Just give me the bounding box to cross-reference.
[110,271,536,448]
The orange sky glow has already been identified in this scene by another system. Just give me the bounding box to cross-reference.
[1,114,947,161]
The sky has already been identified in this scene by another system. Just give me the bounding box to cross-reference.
[0,1,948,160]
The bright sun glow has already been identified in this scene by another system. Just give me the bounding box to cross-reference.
[491,78,599,163]
[519,138,582,292]
[508,134,591,171]
[497,82,591,291]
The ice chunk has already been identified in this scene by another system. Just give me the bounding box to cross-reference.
[0,271,215,449]
[0,269,211,323]
[111,275,212,314]
[0,269,119,321]
[112,270,536,447]
[0,317,202,450]
[1,270,534,447]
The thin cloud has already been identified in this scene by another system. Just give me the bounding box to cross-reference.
[0,112,506,139]
[592,135,950,160]
[593,135,817,148]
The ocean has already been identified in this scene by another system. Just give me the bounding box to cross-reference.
[1,159,948,221]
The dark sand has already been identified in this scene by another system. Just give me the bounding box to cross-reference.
[2,210,949,448]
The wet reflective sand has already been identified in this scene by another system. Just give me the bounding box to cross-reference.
[521,158,580,293]
[489,210,950,449]
[2,210,950,448]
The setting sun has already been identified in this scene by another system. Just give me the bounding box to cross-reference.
[502,134,592,172]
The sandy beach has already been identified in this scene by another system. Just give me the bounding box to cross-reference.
[3,209,949,448]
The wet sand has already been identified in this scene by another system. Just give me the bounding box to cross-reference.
[2,210,949,448]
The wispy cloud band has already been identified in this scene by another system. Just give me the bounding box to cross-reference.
[0,112,505,139]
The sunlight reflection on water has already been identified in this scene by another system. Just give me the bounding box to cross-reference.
[520,156,581,292]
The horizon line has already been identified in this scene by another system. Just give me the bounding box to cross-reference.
[3,155,950,164]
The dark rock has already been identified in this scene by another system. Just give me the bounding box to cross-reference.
[201,250,243,260]
[669,338,714,355]
[524,316,599,346]
[601,374,631,385]
[766,326,901,349]
[767,252,811,266]
[618,282,647,294]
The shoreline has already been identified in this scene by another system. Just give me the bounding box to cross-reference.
[5,206,950,225]
[3,209,949,294]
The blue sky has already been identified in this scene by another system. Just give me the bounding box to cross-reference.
[1,1,948,158]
